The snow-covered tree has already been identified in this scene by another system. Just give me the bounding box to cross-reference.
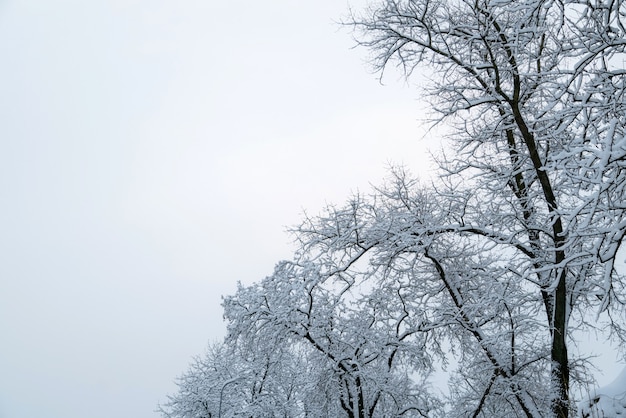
[162,1,626,417]
[346,1,626,416]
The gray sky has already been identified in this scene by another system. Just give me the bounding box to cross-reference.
[0,2,621,418]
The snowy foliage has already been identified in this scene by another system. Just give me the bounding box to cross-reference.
[347,0,626,415]
[162,1,626,417]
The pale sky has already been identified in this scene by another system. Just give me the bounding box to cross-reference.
[0,2,620,418]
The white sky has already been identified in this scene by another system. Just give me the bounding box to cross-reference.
[0,2,620,418]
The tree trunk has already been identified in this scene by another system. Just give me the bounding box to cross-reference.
[552,269,569,418]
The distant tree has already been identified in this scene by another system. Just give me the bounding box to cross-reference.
[162,1,626,417]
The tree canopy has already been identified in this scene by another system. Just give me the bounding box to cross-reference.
[161,1,626,417]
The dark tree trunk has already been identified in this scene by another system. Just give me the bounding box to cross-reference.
[552,269,570,417]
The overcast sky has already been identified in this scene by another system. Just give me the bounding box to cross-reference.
[0,2,621,418]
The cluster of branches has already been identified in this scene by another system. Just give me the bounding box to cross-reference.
[161,0,626,417]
